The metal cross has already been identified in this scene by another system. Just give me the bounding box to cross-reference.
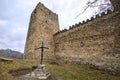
[35,42,49,64]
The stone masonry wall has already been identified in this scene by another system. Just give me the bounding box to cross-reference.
[53,9,120,74]
[24,2,60,60]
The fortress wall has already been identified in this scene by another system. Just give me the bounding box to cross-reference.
[53,11,120,74]
[24,0,120,74]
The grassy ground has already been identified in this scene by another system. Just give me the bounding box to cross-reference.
[46,62,120,80]
[0,58,38,80]
[0,58,120,80]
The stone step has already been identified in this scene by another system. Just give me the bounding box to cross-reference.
[24,65,51,80]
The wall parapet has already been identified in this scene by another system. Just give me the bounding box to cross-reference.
[54,10,113,36]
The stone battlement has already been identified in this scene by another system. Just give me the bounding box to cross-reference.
[54,9,114,36]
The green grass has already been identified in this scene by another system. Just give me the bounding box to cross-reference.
[46,62,120,80]
[0,58,120,80]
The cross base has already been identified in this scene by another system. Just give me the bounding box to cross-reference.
[25,64,51,80]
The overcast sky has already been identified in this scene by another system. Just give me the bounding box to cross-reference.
[0,0,112,52]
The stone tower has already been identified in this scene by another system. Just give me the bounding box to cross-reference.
[24,2,60,60]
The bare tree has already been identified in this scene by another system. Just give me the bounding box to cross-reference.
[76,0,114,19]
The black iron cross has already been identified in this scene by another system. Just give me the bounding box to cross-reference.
[35,42,49,64]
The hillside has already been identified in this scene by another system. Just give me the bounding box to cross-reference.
[0,49,23,59]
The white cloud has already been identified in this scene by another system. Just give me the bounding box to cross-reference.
[0,20,8,26]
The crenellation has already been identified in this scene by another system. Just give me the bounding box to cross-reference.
[53,9,113,37]
[86,19,90,22]
[96,14,101,18]
[78,22,82,26]
[82,20,86,24]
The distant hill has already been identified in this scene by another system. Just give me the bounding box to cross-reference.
[0,49,23,59]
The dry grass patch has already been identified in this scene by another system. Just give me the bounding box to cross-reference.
[0,58,38,80]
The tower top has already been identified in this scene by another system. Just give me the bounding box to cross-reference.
[37,2,44,7]
[33,2,58,16]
